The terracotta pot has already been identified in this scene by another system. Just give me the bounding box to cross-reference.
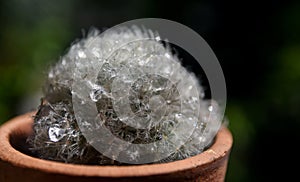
[0,112,232,182]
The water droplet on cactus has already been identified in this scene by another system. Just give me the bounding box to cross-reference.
[48,126,66,142]
[208,105,213,112]
[77,50,87,58]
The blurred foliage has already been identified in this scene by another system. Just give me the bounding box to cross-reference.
[0,0,299,181]
[0,0,74,122]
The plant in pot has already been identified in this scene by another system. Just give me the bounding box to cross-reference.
[0,25,232,182]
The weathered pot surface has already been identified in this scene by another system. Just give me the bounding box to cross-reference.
[0,112,233,182]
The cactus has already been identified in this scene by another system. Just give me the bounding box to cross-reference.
[27,26,222,165]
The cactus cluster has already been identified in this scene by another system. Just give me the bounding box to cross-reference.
[27,26,222,165]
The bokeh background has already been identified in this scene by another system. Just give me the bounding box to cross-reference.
[1,0,299,181]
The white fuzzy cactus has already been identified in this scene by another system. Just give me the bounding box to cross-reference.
[28,26,222,165]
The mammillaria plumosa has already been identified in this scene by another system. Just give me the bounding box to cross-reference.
[28,26,222,165]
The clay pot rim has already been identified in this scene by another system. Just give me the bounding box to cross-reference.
[0,112,232,178]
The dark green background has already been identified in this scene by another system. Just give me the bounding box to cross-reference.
[1,0,299,181]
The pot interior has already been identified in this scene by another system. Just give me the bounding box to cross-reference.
[9,121,36,157]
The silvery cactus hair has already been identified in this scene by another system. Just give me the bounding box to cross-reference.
[28,26,222,165]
